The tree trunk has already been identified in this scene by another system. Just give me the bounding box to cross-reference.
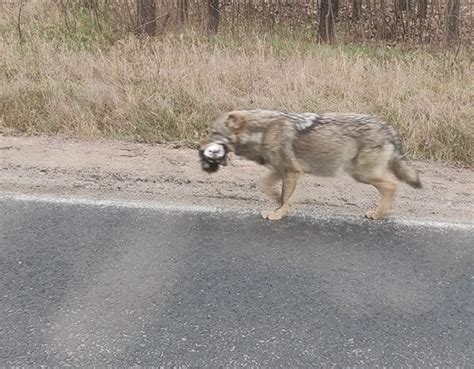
[82,0,97,9]
[137,0,156,36]
[333,0,340,18]
[417,0,427,18]
[352,0,362,21]
[178,0,189,25]
[445,0,460,43]
[318,0,335,43]
[397,0,410,11]
[208,0,220,34]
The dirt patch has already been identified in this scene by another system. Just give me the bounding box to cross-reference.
[1,135,473,224]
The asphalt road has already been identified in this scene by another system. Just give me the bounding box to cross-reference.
[1,196,472,367]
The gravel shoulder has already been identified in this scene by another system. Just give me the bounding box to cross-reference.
[1,135,473,224]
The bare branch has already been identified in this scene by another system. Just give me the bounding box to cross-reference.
[17,0,25,45]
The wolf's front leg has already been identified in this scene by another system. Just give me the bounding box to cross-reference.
[259,171,281,203]
[261,170,301,220]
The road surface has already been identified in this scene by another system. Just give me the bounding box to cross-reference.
[1,194,472,367]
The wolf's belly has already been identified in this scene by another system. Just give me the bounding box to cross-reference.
[294,136,358,177]
[297,158,345,177]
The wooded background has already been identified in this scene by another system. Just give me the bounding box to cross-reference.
[2,0,472,46]
[91,0,473,44]
[1,1,472,165]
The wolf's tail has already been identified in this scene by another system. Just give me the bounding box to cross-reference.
[390,156,422,189]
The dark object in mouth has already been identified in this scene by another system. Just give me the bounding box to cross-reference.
[199,143,228,173]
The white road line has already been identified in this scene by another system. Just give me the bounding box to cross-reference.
[0,192,254,215]
[1,192,473,230]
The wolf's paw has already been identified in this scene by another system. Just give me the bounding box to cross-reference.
[364,210,387,220]
[261,209,286,221]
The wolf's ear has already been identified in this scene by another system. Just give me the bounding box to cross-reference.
[225,112,247,134]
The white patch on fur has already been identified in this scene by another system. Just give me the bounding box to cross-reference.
[243,132,263,145]
[204,143,226,160]
[295,113,318,132]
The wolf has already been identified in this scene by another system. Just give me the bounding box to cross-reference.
[199,109,422,220]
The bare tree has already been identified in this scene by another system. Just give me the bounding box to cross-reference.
[178,0,189,25]
[397,0,411,12]
[137,0,156,36]
[333,0,340,18]
[418,0,428,18]
[352,0,362,21]
[445,0,460,43]
[82,0,97,9]
[208,0,220,35]
[318,0,336,43]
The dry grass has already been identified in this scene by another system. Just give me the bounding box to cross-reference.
[0,4,472,165]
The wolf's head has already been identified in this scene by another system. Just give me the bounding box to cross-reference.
[198,112,247,173]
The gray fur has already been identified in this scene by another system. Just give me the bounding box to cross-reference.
[199,109,422,220]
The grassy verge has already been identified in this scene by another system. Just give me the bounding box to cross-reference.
[0,7,472,165]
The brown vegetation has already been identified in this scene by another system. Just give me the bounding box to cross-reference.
[0,1,472,165]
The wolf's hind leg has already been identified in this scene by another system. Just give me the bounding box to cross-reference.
[353,173,397,220]
[366,177,397,220]
[349,146,397,220]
